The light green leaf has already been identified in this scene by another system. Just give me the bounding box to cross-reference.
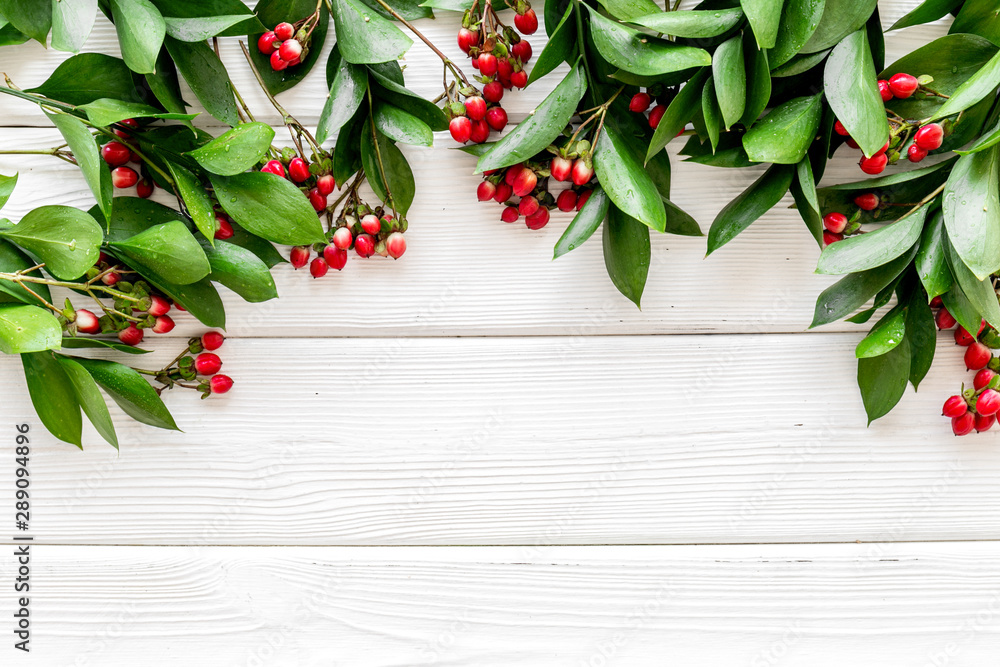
[931,49,1000,121]
[21,351,81,448]
[713,35,745,130]
[587,7,711,76]
[824,29,889,158]
[317,52,368,144]
[110,0,166,75]
[942,146,1000,280]
[165,36,238,126]
[373,102,433,147]
[109,220,211,285]
[0,206,103,279]
[554,186,610,259]
[915,211,953,300]
[855,305,906,358]
[944,234,1000,329]
[741,0,784,49]
[742,93,822,164]
[47,112,112,225]
[163,14,251,41]
[768,0,825,68]
[0,172,16,210]
[603,206,650,308]
[801,0,877,53]
[646,67,709,163]
[211,172,327,246]
[186,122,275,176]
[78,98,198,127]
[201,240,277,303]
[526,1,576,87]
[57,355,118,449]
[331,0,412,64]
[0,306,62,354]
[816,204,927,275]
[594,123,666,232]
[51,0,98,53]
[629,8,744,38]
[810,245,918,327]
[167,162,218,244]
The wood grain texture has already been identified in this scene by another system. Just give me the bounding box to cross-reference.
[1,334,994,546]
[3,543,1000,665]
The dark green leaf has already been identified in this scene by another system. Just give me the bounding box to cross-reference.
[603,206,650,307]
[166,162,218,243]
[0,239,51,304]
[944,234,1000,329]
[942,146,1000,280]
[201,240,277,303]
[951,0,1000,48]
[110,0,166,75]
[211,172,327,245]
[742,93,822,164]
[931,49,1000,122]
[630,8,744,38]
[373,102,433,147]
[588,7,711,76]
[165,36,238,126]
[146,275,225,328]
[149,0,264,36]
[594,123,666,232]
[97,196,189,243]
[225,223,286,269]
[51,0,98,52]
[186,122,275,176]
[418,0,472,9]
[73,357,178,431]
[598,0,659,20]
[0,22,28,47]
[647,67,709,162]
[317,51,368,144]
[824,29,889,158]
[713,35,745,129]
[741,31,770,125]
[361,123,416,215]
[903,280,936,389]
[21,351,81,447]
[77,98,197,127]
[0,171,15,210]
[0,0,50,43]
[163,14,251,41]
[942,279,982,336]
[360,0,433,20]
[367,68,449,131]
[817,205,927,275]
[702,76,721,152]
[810,244,918,327]
[915,210,953,300]
[109,220,211,284]
[57,356,118,449]
[527,1,576,87]
[768,0,825,68]
[770,48,829,77]
[145,49,192,128]
[707,163,794,254]
[333,109,365,184]
[0,306,62,354]
[790,157,823,246]
[554,186,610,259]
[680,133,754,168]
[47,112,112,224]
[663,198,703,236]
[890,0,962,31]
[740,0,783,49]
[856,305,906,358]
[0,206,102,279]
[331,0,412,64]
[249,0,330,95]
[26,53,140,105]
[858,335,910,424]
[61,337,151,354]
[801,0,877,53]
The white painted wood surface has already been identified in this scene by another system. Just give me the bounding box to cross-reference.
[2,1,997,664]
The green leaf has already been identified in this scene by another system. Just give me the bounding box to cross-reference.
[249,0,330,95]
[597,0,659,20]
[21,351,81,447]
[477,64,586,172]
[817,205,927,275]
[679,133,754,168]
[790,157,823,246]
[942,280,982,336]
[149,0,265,36]
[646,67,709,162]
[594,123,666,232]
[418,0,472,9]
[0,0,51,43]
[712,35,745,130]
[146,275,225,329]
[186,122,275,176]
[944,234,1000,329]
[73,357,179,431]
[0,306,62,354]
[165,36,238,126]
[603,206,650,308]
[333,109,365,185]
[856,305,906,358]
[742,93,822,164]
[824,29,889,158]
[110,0,166,75]
[98,196,190,242]
[0,206,102,279]
[915,210,953,301]
[702,76,721,152]
[61,337,151,354]
[0,239,51,305]
[26,53,137,105]
[740,0,783,49]
[0,172,15,210]
[359,0,433,21]
[768,0,825,68]
[317,51,368,144]
[527,1,576,87]
[210,172,327,246]
[951,0,1000,48]
[331,0,412,64]
[361,124,416,215]
[145,49,193,129]
[903,280,936,389]
[57,356,118,449]
[801,0,877,53]
[0,22,29,47]
[166,162,218,243]
[77,98,197,127]
[662,198,703,236]
[858,335,910,424]
[163,14,251,41]
[367,68,448,132]
[373,102,433,147]
[810,245,918,327]
[890,0,962,31]
[707,163,794,254]
[742,31,771,126]
[771,49,829,77]
[109,220,211,285]
[201,240,277,303]
[227,223,286,269]
[630,8,744,38]
[587,7,711,76]
[942,146,1000,280]
[46,112,112,225]
[554,186,610,259]
[51,0,98,52]
[930,49,1000,122]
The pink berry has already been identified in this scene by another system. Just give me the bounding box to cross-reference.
[470,119,490,144]
[136,178,153,199]
[483,81,504,103]
[874,140,890,156]
[112,167,138,188]
[152,314,175,334]
[202,331,225,351]
[908,145,928,163]
[465,96,487,121]
[195,352,222,375]
[386,232,406,259]
[323,244,347,270]
[511,70,527,89]
[936,307,956,330]
[915,123,944,151]
[846,137,860,149]
[505,164,523,187]
[75,309,101,334]
[525,206,550,230]
[258,31,279,55]
[278,39,302,62]
[953,411,975,436]
[859,153,887,175]
[823,212,848,234]
[457,27,479,54]
[955,326,976,347]
[102,271,120,286]
[501,205,519,223]
[943,395,968,418]
[512,168,537,197]
[308,188,327,212]
[976,412,996,432]
[332,226,353,250]
[514,8,538,34]
[270,51,288,71]
[494,182,513,204]
[309,256,329,278]
[889,73,919,98]
[209,374,234,395]
[101,141,131,167]
[823,231,843,245]
[477,181,497,201]
[147,295,171,318]
[648,104,666,130]
[978,389,1000,416]
[571,159,594,186]
[274,22,294,40]
[630,92,651,113]
[965,342,992,370]
[449,116,472,143]
[316,174,335,196]
[478,53,498,77]
[518,195,540,217]
[288,157,310,183]
[354,233,375,258]
[290,245,310,268]
[261,160,285,177]
[118,324,143,346]
[497,58,513,87]
[360,214,381,235]
[485,106,508,131]
[834,120,850,136]
[214,216,234,240]
[557,189,578,212]
[550,156,572,182]
[512,40,532,63]
[854,193,879,211]
[877,79,893,102]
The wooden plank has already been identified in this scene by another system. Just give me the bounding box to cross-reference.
[4,543,1000,664]
[3,334,995,546]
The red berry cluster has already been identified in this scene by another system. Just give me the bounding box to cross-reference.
[934,300,1000,434]
[820,191,885,246]
[259,155,336,213]
[257,19,315,71]
[834,72,948,175]
[290,208,407,278]
[628,89,675,131]
[100,119,156,199]
[192,332,234,397]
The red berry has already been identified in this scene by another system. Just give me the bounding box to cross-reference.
[512,168,537,197]
[877,79,893,102]
[102,271,120,286]
[493,182,513,204]
[965,341,992,370]
[512,40,532,63]
[209,374,234,395]
[261,160,285,177]
[324,244,347,270]
[834,120,850,136]
[630,92,651,113]
[465,96,487,121]
[551,156,572,182]
[195,352,222,375]
[111,166,138,189]
[874,140,890,156]
[930,296,943,308]
[332,226,353,250]
[278,39,302,62]
[525,206,550,230]
[943,395,969,418]
[290,245,310,268]
[854,193,879,211]
[274,22,294,40]
[514,8,538,34]
[470,119,490,144]
[505,164,523,186]
[648,104,666,129]
[518,195,540,217]
[859,153,887,175]
[977,369,999,391]
[101,141,131,167]
[955,326,976,347]
[975,412,996,432]
[823,231,843,245]
[136,178,153,199]
[354,233,375,258]
[557,189,578,212]
[152,314,175,334]
[316,174,335,196]
[258,30,279,55]
[915,123,944,151]
[511,70,528,89]
[483,81,504,104]
[214,216,234,240]
[478,53,498,77]
[823,212,848,234]
[907,145,928,163]
[477,181,497,201]
[202,331,225,351]
[889,73,919,98]
[75,309,101,334]
[309,256,329,278]
[953,411,975,436]
[449,116,472,143]
[359,214,380,235]
[270,51,288,71]
[308,188,327,212]
[386,232,406,259]
[114,118,138,139]
[288,157,310,183]
[936,307,957,329]
[501,205,519,223]
[576,189,592,210]
[118,324,143,346]
[485,106,508,131]
[147,295,171,317]
[846,137,860,150]
[977,389,1000,416]
[497,57,514,84]
[571,159,594,186]
[457,27,479,54]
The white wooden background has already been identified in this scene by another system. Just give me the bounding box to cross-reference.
[4,2,1000,664]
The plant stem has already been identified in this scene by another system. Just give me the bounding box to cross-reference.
[366,89,396,216]
[370,0,473,87]
[571,0,596,100]
[0,85,77,113]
